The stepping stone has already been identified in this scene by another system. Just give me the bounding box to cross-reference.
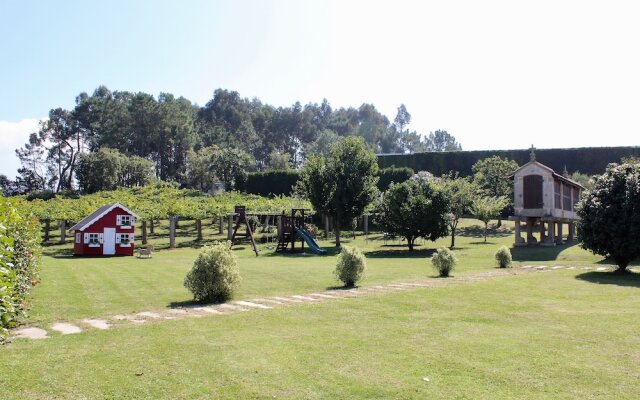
[596,267,609,271]
[112,314,131,321]
[252,298,285,305]
[130,319,147,324]
[217,303,249,312]
[51,323,82,335]
[521,265,533,269]
[270,296,303,303]
[535,266,547,270]
[13,327,49,340]
[234,301,272,309]
[137,311,162,319]
[167,309,189,315]
[566,266,575,270]
[397,283,430,287]
[193,306,223,314]
[308,293,339,299]
[82,319,110,330]
[551,266,565,270]
[387,285,409,290]
[163,316,177,320]
[290,295,320,302]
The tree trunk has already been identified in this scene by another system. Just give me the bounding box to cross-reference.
[450,228,456,249]
[407,236,414,251]
[497,217,502,228]
[59,220,66,244]
[484,222,488,242]
[44,219,50,242]
[324,215,330,239]
[334,226,341,247]
[150,219,155,234]
[218,216,224,234]
[142,220,148,245]
[196,219,203,241]
[169,216,176,249]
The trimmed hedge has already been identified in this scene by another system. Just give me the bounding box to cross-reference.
[377,147,640,176]
[244,170,301,197]
[377,167,414,191]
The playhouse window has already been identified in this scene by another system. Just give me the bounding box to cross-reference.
[118,215,132,226]
[117,233,133,247]
[75,233,81,244]
[87,233,100,246]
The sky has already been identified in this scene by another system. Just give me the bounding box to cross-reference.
[1,0,639,178]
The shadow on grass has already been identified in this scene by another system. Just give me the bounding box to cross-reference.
[365,248,436,259]
[511,242,578,262]
[168,298,230,308]
[458,225,512,238]
[575,271,640,288]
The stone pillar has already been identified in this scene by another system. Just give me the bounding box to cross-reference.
[540,221,546,243]
[526,218,536,244]
[567,222,575,241]
[543,220,556,246]
[556,222,564,244]
[227,214,234,241]
[514,220,525,246]
[363,214,369,235]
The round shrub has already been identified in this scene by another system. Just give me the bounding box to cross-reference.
[431,247,457,277]
[335,246,366,287]
[494,246,513,268]
[184,242,241,303]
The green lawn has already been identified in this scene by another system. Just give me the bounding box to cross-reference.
[3,218,638,399]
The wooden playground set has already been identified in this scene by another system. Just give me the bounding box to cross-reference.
[229,206,327,256]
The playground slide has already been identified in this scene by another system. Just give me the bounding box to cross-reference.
[295,228,327,255]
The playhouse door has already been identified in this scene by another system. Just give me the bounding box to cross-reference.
[103,228,116,255]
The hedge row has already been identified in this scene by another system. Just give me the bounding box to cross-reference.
[0,198,41,340]
[377,147,640,176]
[243,170,301,197]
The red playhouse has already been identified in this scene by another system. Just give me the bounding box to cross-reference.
[70,203,140,256]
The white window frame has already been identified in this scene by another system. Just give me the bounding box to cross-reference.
[75,233,81,244]
[87,233,100,247]
[117,233,133,247]
[117,214,133,229]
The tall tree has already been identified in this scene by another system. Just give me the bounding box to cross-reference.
[440,174,480,248]
[472,196,509,242]
[472,156,519,226]
[425,130,462,151]
[300,136,379,246]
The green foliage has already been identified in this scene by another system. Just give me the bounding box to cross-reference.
[494,246,512,268]
[76,147,154,193]
[377,167,414,191]
[431,247,457,277]
[424,130,462,151]
[184,242,241,302]
[570,171,594,190]
[210,147,255,191]
[245,170,301,197]
[300,136,379,246]
[440,174,479,248]
[0,198,41,340]
[472,156,519,200]
[472,196,509,242]
[377,147,640,178]
[577,162,640,272]
[335,246,366,287]
[375,180,450,251]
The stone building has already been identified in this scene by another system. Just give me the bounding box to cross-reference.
[510,150,585,246]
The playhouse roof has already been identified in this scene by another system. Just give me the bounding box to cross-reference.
[69,203,140,231]
[511,160,586,190]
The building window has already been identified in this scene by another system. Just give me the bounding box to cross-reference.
[75,233,81,244]
[554,181,561,209]
[87,233,100,247]
[117,233,134,247]
[117,215,133,229]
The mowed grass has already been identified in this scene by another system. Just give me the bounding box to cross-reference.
[28,218,609,324]
[2,269,640,399]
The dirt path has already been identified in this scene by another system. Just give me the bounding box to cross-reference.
[10,265,600,341]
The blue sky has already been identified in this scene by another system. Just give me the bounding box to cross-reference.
[1,0,639,178]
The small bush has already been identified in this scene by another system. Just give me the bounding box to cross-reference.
[495,246,512,268]
[431,247,457,277]
[335,246,366,287]
[184,242,241,303]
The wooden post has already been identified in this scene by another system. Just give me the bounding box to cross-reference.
[169,216,176,249]
[227,214,234,240]
[150,219,155,234]
[218,216,224,234]
[196,219,202,241]
[363,214,369,235]
[44,219,51,242]
[324,215,330,238]
[59,220,66,244]
[142,220,148,245]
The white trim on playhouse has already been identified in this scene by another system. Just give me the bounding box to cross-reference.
[69,202,140,232]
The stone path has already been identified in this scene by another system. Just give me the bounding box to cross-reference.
[9,265,611,341]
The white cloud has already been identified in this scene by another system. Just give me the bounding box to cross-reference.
[0,118,41,178]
